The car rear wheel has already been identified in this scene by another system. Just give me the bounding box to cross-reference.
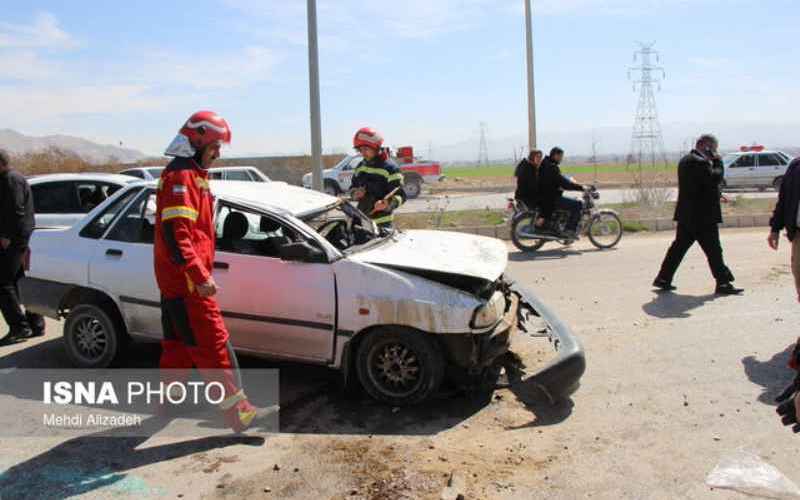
[356,327,444,406]
[773,176,784,191]
[404,177,422,199]
[63,304,121,368]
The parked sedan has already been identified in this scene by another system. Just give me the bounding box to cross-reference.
[29,173,139,228]
[21,181,584,405]
[722,150,794,190]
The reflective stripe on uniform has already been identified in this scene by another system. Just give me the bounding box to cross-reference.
[354,166,391,178]
[162,205,199,222]
[388,173,404,183]
[219,389,247,410]
[393,195,404,208]
[372,214,394,225]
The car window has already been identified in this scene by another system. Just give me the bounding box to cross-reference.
[224,170,253,181]
[105,190,156,243]
[732,155,755,168]
[342,156,362,171]
[247,169,267,182]
[146,168,164,178]
[31,182,79,214]
[79,187,141,239]
[757,154,783,167]
[120,170,145,179]
[76,182,118,213]
[216,204,302,258]
[208,171,224,180]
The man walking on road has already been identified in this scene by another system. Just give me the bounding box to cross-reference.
[0,150,45,342]
[653,134,742,295]
[768,156,800,301]
[155,111,256,432]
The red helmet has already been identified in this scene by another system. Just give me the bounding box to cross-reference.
[353,127,383,150]
[180,110,232,150]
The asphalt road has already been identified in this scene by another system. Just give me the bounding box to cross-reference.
[400,188,778,213]
[1,228,798,499]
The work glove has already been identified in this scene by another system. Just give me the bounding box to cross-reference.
[775,376,800,432]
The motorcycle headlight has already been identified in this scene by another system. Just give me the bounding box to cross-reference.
[471,291,506,329]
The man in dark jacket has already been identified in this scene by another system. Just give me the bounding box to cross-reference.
[514,149,543,212]
[768,158,800,301]
[537,147,587,237]
[0,149,45,341]
[653,134,742,295]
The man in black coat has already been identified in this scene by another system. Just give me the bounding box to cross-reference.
[514,149,543,211]
[768,157,800,302]
[653,134,742,295]
[0,150,45,341]
[537,147,587,238]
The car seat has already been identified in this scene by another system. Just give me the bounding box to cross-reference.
[218,212,249,252]
[258,216,291,257]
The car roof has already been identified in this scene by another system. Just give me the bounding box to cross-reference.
[724,150,786,156]
[28,173,141,185]
[139,180,337,217]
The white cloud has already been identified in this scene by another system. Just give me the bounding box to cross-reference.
[0,12,81,50]
[0,85,166,120]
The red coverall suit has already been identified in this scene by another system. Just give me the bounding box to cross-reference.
[154,157,255,431]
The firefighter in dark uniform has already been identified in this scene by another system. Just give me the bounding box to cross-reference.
[156,111,256,432]
[349,127,407,230]
[653,134,743,295]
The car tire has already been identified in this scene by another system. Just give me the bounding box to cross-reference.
[773,176,784,191]
[323,180,340,197]
[355,327,445,406]
[404,177,422,199]
[63,304,122,368]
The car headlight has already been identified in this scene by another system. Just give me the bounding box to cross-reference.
[471,291,506,329]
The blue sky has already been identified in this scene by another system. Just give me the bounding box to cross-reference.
[1,0,797,158]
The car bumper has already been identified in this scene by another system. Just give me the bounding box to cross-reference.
[507,282,586,400]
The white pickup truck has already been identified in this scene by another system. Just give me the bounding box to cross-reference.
[20,181,584,405]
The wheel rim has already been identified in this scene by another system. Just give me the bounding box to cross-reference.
[589,213,622,248]
[72,314,109,362]
[513,215,546,250]
[368,341,423,399]
[406,182,420,197]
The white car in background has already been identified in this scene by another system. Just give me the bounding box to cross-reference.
[119,165,271,183]
[20,181,584,405]
[722,150,794,190]
[29,173,140,229]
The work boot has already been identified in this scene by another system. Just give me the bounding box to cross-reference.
[652,277,676,291]
[715,282,743,295]
[224,398,258,433]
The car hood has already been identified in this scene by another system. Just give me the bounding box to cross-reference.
[351,230,508,283]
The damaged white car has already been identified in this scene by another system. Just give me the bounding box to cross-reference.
[21,181,585,405]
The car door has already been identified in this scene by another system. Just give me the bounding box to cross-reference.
[726,154,756,187]
[31,181,82,228]
[87,188,162,338]
[212,203,336,363]
[756,153,785,187]
[336,155,362,191]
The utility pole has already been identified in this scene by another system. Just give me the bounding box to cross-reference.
[307,0,323,191]
[478,122,490,166]
[524,0,537,150]
[590,131,599,184]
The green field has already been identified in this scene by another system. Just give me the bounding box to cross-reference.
[444,163,676,178]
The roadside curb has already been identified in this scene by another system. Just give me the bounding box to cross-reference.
[431,213,773,241]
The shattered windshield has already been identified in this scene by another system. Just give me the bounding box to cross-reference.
[302,202,384,252]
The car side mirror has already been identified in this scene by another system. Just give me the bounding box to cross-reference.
[279,242,326,263]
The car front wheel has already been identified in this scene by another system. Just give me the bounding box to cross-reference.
[63,304,122,368]
[355,327,444,406]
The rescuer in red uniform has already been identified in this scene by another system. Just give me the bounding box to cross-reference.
[155,110,256,432]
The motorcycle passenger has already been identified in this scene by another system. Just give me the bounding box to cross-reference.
[514,149,545,227]
[538,147,587,238]
[350,127,407,230]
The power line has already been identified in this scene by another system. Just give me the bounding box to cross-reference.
[627,42,668,170]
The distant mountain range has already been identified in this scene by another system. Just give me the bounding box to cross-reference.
[0,129,146,163]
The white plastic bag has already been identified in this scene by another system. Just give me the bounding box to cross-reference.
[706,448,800,499]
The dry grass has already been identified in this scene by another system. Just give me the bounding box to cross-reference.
[11,147,122,176]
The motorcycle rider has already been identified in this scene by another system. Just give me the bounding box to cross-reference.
[155,110,257,432]
[350,127,407,230]
[537,147,587,238]
[514,149,545,227]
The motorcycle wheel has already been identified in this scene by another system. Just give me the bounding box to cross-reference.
[511,213,547,253]
[588,211,623,249]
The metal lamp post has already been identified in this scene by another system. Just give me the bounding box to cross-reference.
[524,0,537,151]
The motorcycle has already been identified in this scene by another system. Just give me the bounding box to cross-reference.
[508,186,623,253]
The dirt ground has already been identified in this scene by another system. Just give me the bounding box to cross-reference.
[1,228,799,499]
